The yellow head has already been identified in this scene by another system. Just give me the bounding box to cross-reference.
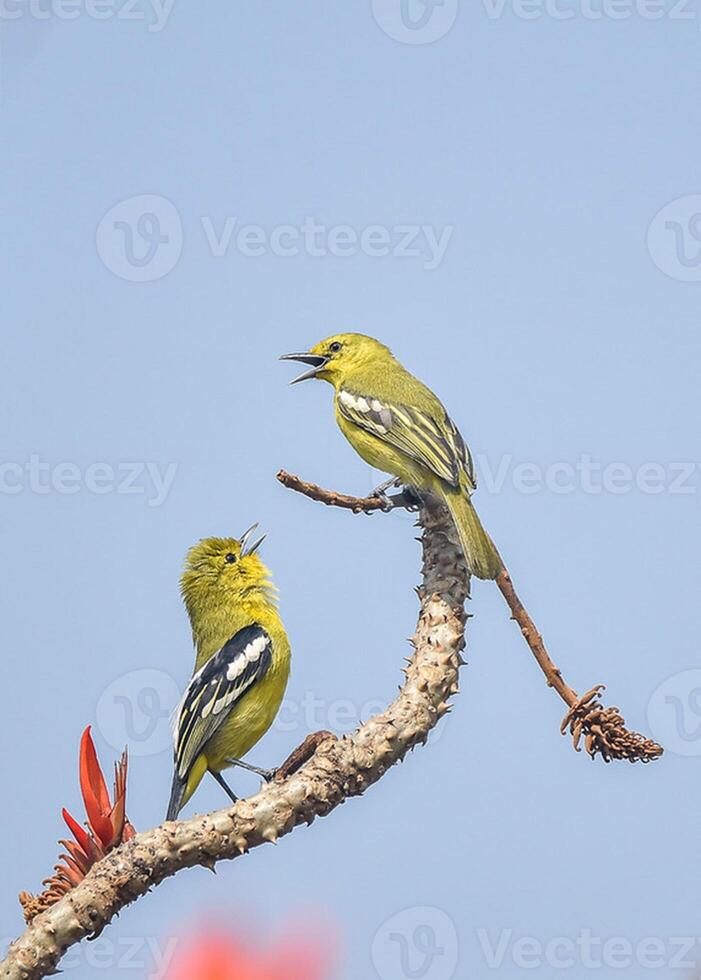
[180,526,275,623]
[280,333,394,387]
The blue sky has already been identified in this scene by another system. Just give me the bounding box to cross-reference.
[2,3,701,978]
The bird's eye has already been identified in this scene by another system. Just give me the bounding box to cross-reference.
[329,341,342,353]
[224,553,237,564]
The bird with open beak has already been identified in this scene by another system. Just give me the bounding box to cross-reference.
[281,333,502,580]
[167,524,291,819]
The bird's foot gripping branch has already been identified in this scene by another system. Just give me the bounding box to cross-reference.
[276,469,663,764]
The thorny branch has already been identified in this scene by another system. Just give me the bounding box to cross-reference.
[277,469,663,764]
[2,480,470,980]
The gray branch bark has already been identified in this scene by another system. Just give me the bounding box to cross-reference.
[2,499,468,980]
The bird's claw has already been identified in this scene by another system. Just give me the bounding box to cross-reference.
[371,492,395,513]
[370,477,400,495]
[369,477,401,513]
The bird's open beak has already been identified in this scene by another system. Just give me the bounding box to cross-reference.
[240,522,267,557]
[279,352,329,384]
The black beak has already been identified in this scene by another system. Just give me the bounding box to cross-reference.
[279,352,329,384]
[240,522,266,557]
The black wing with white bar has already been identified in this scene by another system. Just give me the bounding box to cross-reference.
[173,624,273,780]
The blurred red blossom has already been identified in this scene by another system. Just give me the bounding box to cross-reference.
[165,928,335,980]
[19,725,134,923]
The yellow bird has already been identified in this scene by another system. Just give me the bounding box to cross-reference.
[166,527,291,820]
[282,333,501,580]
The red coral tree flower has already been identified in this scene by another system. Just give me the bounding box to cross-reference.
[165,929,334,980]
[19,725,134,923]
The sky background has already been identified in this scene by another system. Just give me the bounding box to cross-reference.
[2,2,701,978]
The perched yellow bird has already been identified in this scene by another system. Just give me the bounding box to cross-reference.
[282,333,502,580]
[166,527,291,820]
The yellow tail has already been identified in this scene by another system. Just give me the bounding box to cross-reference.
[444,491,502,580]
